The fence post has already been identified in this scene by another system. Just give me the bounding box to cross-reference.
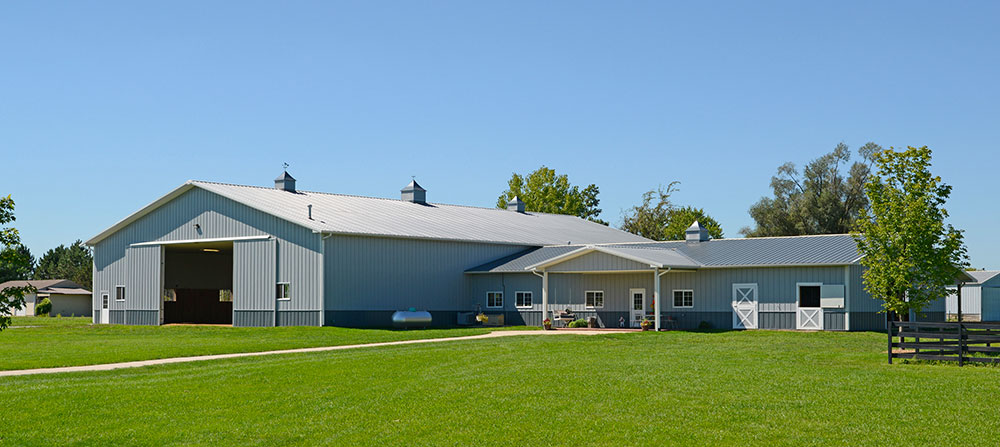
[958,323,965,367]
[887,312,893,365]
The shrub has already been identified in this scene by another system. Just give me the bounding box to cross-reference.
[698,320,713,330]
[568,319,589,328]
[35,298,52,316]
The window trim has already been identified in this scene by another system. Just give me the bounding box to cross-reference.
[514,291,533,309]
[672,289,694,308]
[585,290,604,309]
[276,282,291,301]
[114,285,126,302]
[486,291,503,309]
[101,291,109,309]
[796,282,823,309]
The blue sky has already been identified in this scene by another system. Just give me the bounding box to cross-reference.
[2,1,999,267]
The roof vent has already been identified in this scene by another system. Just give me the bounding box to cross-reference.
[507,196,525,213]
[401,180,426,204]
[275,170,296,192]
[685,220,710,243]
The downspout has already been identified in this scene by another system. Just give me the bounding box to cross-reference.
[531,269,548,327]
[654,266,671,331]
[319,232,334,327]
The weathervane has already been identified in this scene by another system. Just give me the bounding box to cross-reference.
[283,162,290,171]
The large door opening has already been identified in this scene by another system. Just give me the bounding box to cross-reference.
[162,241,234,324]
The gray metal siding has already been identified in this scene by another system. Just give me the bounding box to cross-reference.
[109,310,125,324]
[234,310,273,327]
[125,310,159,326]
[276,310,322,327]
[850,312,886,331]
[947,285,981,316]
[824,311,846,331]
[233,238,276,312]
[848,264,883,313]
[324,235,531,312]
[93,187,322,324]
[547,251,651,272]
[125,245,162,312]
[759,312,795,329]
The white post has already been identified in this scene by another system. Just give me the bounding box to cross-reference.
[542,270,549,326]
[654,267,661,331]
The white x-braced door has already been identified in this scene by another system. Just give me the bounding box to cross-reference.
[732,283,758,329]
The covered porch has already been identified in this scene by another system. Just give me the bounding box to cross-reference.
[525,244,700,331]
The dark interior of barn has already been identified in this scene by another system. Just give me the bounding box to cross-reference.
[162,241,234,324]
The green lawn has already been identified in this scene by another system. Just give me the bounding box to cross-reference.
[2,330,999,446]
[0,318,535,370]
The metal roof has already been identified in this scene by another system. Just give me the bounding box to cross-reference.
[965,270,1000,285]
[87,180,650,246]
[0,279,90,293]
[467,234,864,272]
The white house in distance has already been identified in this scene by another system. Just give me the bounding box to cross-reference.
[0,279,92,317]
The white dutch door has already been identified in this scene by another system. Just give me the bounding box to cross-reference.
[100,292,110,324]
[629,288,646,328]
[796,284,823,330]
[732,283,758,329]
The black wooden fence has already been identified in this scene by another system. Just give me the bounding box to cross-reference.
[888,321,1000,366]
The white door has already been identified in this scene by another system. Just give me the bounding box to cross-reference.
[796,283,823,330]
[630,288,646,328]
[732,283,758,329]
[100,293,110,324]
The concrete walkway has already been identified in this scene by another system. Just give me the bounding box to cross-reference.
[0,329,634,378]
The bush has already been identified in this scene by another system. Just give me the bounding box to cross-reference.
[35,298,52,316]
[698,320,713,330]
[568,319,589,328]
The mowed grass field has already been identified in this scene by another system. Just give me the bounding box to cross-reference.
[3,328,1000,446]
[0,317,534,370]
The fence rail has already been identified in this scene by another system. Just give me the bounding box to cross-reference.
[888,320,1000,366]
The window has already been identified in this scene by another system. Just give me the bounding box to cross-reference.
[276,283,290,300]
[101,293,109,308]
[515,291,532,308]
[673,290,693,308]
[487,291,503,308]
[219,289,233,302]
[585,291,604,308]
[633,292,643,311]
[115,286,126,301]
[163,289,177,302]
[799,285,821,308]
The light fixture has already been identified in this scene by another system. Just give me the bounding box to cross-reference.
[202,248,220,253]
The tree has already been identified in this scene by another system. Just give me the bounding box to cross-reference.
[852,146,968,319]
[741,142,880,237]
[621,184,724,241]
[663,206,724,241]
[0,195,34,330]
[0,243,34,283]
[34,240,93,290]
[496,166,607,225]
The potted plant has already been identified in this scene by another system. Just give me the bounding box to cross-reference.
[543,318,552,330]
[640,319,652,331]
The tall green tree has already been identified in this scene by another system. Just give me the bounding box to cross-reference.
[852,146,968,319]
[34,240,93,290]
[497,166,607,225]
[0,195,35,330]
[663,206,724,241]
[0,243,34,283]
[741,142,880,237]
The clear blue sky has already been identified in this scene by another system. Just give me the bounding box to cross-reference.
[2,2,998,268]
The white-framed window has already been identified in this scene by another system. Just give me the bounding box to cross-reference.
[115,285,126,301]
[101,292,109,309]
[486,291,503,308]
[585,290,604,308]
[276,282,290,300]
[797,283,822,308]
[515,291,532,308]
[673,289,693,308]
[219,289,233,302]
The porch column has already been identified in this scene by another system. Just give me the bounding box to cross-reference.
[654,267,661,331]
[542,270,549,325]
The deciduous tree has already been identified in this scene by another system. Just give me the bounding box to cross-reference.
[0,195,34,330]
[497,166,607,225]
[852,146,968,318]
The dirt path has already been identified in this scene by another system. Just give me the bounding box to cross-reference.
[0,329,635,377]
